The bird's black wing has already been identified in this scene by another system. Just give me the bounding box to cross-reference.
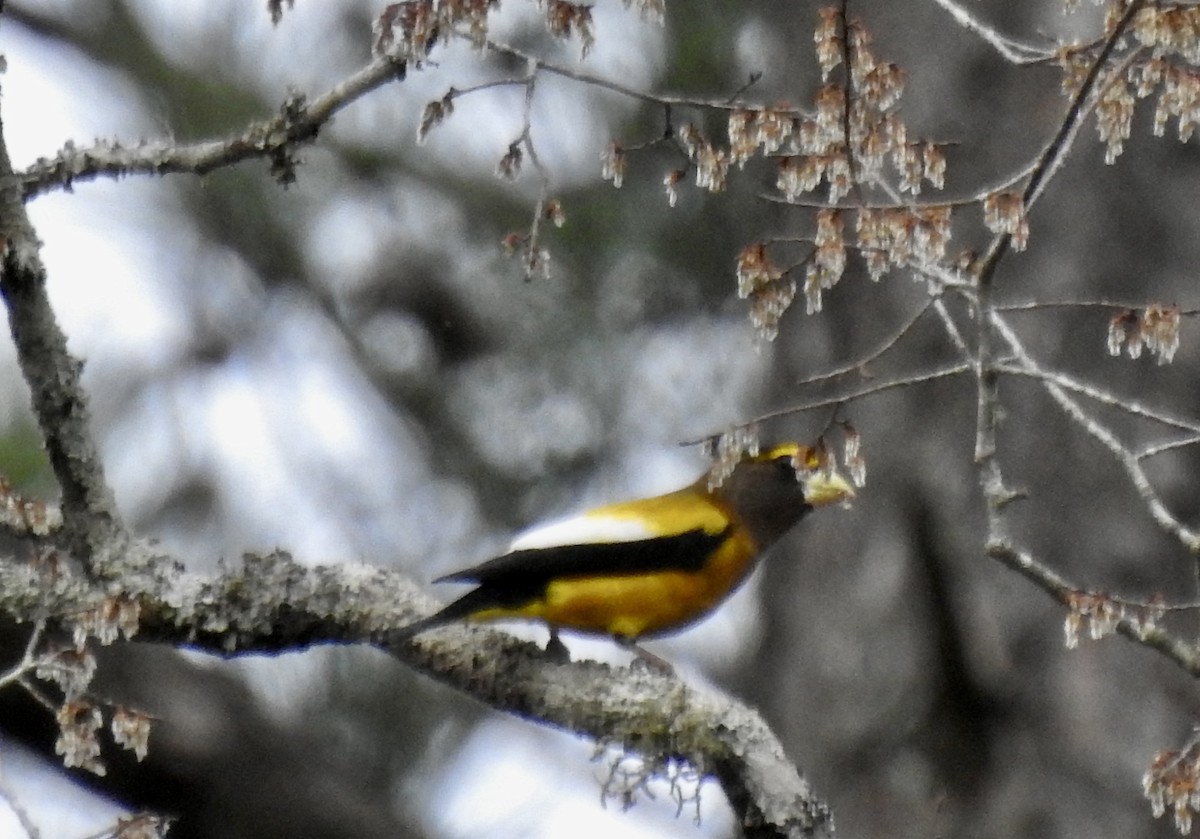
[435,527,728,587]
[396,528,731,639]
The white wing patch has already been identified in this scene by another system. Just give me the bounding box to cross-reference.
[508,513,656,551]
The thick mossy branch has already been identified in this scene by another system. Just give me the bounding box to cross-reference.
[0,546,830,837]
[0,107,128,573]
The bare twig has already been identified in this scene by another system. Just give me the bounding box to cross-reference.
[792,299,936,387]
[484,39,805,116]
[999,300,1200,316]
[929,0,1054,65]
[991,313,1200,551]
[974,1,1144,286]
[19,49,411,199]
[0,621,44,691]
[986,539,1200,676]
[748,361,972,427]
[517,58,555,281]
[994,362,1200,437]
[931,297,971,358]
[762,156,1038,210]
[1139,435,1200,461]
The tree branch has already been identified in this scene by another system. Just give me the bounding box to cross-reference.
[0,546,830,838]
[0,101,128,575]
[18,49,410,199]
[990,312,1200,552]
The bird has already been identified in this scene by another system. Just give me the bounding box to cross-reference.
[397,441,855,664]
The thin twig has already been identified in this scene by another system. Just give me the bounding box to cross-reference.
[791,299,936,387]
[1023,15,1144,210]
[931,296,971,358]
[990,313,1200,552]
[751,361,972,426]
[762,156,1038,210]
[929,0,1054,65]
[999,300,1200,315]
[0,621,44,691]
[20,48,411,199]
[994,362,1200,437]
[1139,435,1200,461]
[986,540,1200,676]
[974,1,1144,286]
[513,58,555,281]
[484,39,806,116]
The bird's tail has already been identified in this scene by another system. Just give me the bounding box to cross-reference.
[391,612,449,644]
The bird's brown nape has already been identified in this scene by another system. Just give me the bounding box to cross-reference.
[714,454,810,548]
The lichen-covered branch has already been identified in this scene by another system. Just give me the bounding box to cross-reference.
[17,49,411,199]
[0,545,830,838]
[0,102,128,574]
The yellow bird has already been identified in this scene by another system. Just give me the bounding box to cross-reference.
[399,442,854,659]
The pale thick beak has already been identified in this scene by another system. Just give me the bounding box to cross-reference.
[801,469,856,508]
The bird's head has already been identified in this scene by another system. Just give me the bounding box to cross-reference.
[712,440,855,546]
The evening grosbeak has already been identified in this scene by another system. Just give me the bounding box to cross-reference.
[399,442,854,658]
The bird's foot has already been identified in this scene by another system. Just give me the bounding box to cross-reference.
[544,628,571,664]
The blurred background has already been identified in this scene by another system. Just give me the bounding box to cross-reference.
[1,1,1200,837]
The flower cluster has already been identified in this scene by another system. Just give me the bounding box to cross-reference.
[1150,63,1200,142]
[1061,590,1164,650]
[745,193,953,337]
[814,7,841,79]
[72,595,142,649]
[1062,591,1122,649]
[542,0,595,58]
[35,646,98,699]
[1056,47,1092,99]
[776,11,931,203]
[775,153,853,204]
[1096,76,1136,164]
[601,141,627,188]
[679,125,730,192]
[1144,738,1200,835]
[373,0,498,58]
[51,700,155,777]
[417,90,455,144]
[1107,304,1182,364]
[620,0,664,25]
[792,427,866,496]
[112,705,154,762]
[55,700,106,775]
[704,426,761,491]
[804,209,846,314]
[841,421,866,488]
[982,192,1030,251]
[1133,6,1200,65]
[737,8,954,336]
[856,205,952,280]
[495,142,523,180]
[728,106,798,166]
[0,476,61,537]
[112,814,173,839]
[1059,5,1200,163]
[736,242,795,340]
